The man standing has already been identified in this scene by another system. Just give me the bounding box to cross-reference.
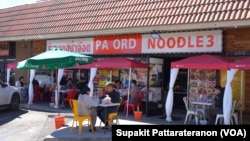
[97,83,120,129]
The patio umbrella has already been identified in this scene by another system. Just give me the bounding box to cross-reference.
[17,47,93,115]
[166,54,234,124]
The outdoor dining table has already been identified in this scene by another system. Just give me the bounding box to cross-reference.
[192,100,214,125]
[98,102,120,133]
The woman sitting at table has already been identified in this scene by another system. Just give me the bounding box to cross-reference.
[78,86,99,132]
[207,85,225,125]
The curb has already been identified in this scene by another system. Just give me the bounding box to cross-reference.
[20,103,71,113]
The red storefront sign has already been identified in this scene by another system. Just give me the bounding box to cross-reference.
[0,42,9,56]
[94,35,142,54]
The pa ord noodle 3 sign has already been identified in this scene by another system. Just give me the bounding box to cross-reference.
[47,30,222,55]
[112,125,249,140]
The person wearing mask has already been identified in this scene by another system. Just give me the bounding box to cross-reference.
[78,86,98,132]
[128,79,140,104]
[15,76,28,100]
[97,83,120,129]
[207,85,225,125]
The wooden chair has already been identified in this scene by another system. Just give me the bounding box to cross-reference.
[99,97,122,128]
[69,99,94,135]
[123,91,144,114]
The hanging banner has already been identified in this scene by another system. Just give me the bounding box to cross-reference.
[0,42,9,56]
[142,30,222,53]
[94,35,142,55]
[46,38,93,54]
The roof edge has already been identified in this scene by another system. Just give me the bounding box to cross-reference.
[1,20,250,42]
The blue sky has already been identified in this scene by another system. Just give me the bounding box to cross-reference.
[0,0,38,9]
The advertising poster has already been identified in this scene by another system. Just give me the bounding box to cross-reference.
[189,69,217,98]
[97,69,111,88]
[95,69,119,88]
[147,58,163,104]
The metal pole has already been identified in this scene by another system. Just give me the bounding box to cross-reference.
[126,68,132,118]
[240,70,243,125]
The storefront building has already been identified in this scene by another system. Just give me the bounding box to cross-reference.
[0,0,250,121]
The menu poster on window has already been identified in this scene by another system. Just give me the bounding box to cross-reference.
[189,69,217,98]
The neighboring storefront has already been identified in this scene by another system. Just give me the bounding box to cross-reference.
[0,41,15,85]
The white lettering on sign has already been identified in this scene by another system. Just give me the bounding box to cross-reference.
[46,38,93,54]
[142,30,222,53]
[95,40,109,50]
[94,35,141,54]
[113,39,136,50]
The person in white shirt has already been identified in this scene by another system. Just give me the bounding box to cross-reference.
[15,76,28,100]
[78,86,98,132]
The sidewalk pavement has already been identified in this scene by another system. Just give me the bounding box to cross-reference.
[20,102,186,141]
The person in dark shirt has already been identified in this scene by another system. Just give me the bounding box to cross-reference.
[32,79,39,86]
[76,77,87,89]
[207,85,225,125]
[75,77,87,99]
[97,83,120,128]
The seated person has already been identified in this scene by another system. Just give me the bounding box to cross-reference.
[97,83,120,129]
[128,80,140,104]
[78,86,99,132]
[207,85,224,125]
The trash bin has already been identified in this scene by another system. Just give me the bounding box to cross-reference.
[134,111,142,120]
[54,116,65,129]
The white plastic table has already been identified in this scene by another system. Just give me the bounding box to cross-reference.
[192,100,214,125]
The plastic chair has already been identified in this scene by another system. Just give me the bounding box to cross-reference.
[99,97,122,127]
[231,100,240,125]
[188,95,206,115]
[215,100,237,125]
[64,88,77,107]
[123,91,144,114]
[33,84,40,103]
[183,96,200,125]
[39,84,46,102]
[69,99,94,135]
